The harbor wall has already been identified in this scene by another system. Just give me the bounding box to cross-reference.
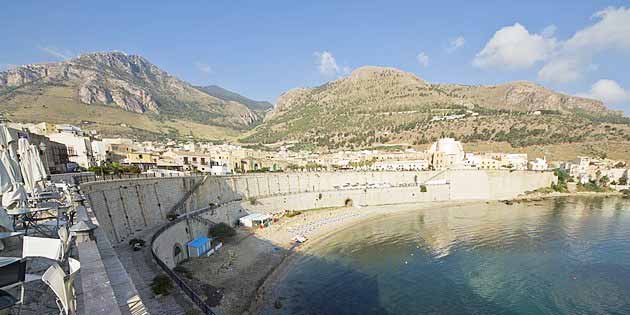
[83,170,555,244]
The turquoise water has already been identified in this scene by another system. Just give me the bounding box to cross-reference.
[274,197,630,315]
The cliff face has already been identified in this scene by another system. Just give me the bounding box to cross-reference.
[439,81,609,113]
[0,52,261,128]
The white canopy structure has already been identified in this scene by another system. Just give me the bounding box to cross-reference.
[0,125,16,148]
[17,138,47,194]
[0,125,23,230]
[0,155,11,195]
[1,147,22,184]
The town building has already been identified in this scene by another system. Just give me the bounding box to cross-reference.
[428,138,465,170]
[529,158,548,171]
[47,132,95,169]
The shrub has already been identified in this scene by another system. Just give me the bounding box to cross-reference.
[577,181,608,192]
[551,168,569,192]
[209,223,236,239]
[151,274,173,296]
[420,185,427,192]
[249,197,257,205]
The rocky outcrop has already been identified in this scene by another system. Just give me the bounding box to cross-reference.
[0,64,50,86]
[501,82,607,112]
[78,77,159,113]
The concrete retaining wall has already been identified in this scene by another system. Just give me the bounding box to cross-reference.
[82,176,204,243]
[151,202,244,269]
[84,170,555,244]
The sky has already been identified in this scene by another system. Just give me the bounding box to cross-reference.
[1,0,630,113]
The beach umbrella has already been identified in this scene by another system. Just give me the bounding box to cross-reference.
[1,148,22,184]
[17,138,46,193]
[0,156,11,194]
[0,124,15,148]
[2,183,27,209]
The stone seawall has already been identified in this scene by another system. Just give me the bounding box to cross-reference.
[81,176,205,243]
[83,170,556,244]
[243,170,554,213]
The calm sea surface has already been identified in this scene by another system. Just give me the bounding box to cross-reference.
[274,197,630,315]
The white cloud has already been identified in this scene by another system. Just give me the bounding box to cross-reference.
[417,52,429,67]
[314,51,340,76]
[539,7,630,83]
[538,57,581,83]
[541,25,557,38]
[577,79,630,105]
[473,23,556,70]
[39,46,73,60]
[313,51,352,76]
[447,36,466,53]
[195,62,213,74]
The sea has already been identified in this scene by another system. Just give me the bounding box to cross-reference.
[272,196,630,315]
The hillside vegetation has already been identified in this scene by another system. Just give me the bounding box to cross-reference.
[242,66,630,157]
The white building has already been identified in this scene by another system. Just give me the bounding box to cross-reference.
[503,154,528,170]
[47,132,95,168]
[210,165,231,176]
[91,140,108,164]
[529,158,548,171]
[464,154,501,170]
[428,138,465,170]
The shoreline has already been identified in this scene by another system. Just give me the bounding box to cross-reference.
[248,191,623,314]
[248,199,499,314]
[183,192,621,314]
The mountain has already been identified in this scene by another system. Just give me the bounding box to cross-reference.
[243,66,630,156]
[0,52,263,139]
[196,85,273,112]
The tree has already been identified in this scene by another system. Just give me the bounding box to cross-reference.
[208,223,236,240]
[599,175,610,187]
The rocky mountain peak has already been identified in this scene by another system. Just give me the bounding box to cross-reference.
[0,51,263,132]
[348,66,426,84]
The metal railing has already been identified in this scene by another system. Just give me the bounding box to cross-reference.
[72,172,203,185]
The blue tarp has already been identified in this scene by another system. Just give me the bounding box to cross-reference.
[188,236,210,249]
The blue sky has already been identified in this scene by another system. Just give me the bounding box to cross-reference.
[1,0,629,113]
